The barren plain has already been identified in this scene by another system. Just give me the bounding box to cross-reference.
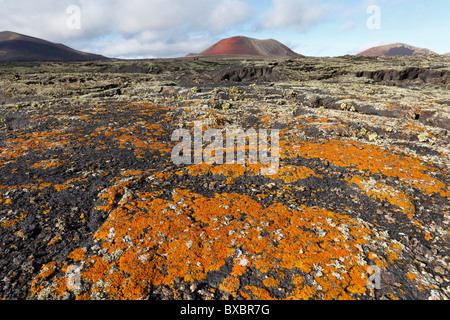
[0,55,449,300]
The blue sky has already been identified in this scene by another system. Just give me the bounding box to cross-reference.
[222,0,450,56]
[1,0,449,58]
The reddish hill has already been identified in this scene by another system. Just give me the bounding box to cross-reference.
[358,43,437,57]
[195,36,303,58]
[0,31,107,62]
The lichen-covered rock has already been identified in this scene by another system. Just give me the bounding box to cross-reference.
[1,56,449,300]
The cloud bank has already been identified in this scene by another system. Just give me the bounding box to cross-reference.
[260,0,331,32]
[0,0,331,58]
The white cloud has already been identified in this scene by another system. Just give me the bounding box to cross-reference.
[259,0,331,33]
[338,21,356,32]
[0,0,113,41]
[88,33,214,58]
[112,0,253,35]
[0,0,254,58]
[208,0,255,34]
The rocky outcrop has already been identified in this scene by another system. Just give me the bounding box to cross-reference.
[216,65,276,82]
[356,67,450,84]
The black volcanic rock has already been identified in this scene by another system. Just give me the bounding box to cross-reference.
[0,56,449,301]
[356,67,450,85]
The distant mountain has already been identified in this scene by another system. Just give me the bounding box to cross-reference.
[445,53,450,56]
[357,43,437,57]
[193,36,303,58]
[0,31,108,62]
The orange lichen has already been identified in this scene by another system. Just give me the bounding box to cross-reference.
[32,185,378,300]
[111,123,171,158]
[184,163,318,185]
[75,292,91,300]
[407,272,418,281]
[0,210,26,229]
[244,286,275,300]
[30,159,64,170]
[263,277,280,288]
[185,163,257,183]
[153,171,171,181]
[288,277,317,300]
[47,235,61,246]
[15,230,23,240]
[9,98,445,300]
[30,262,60,298]
[121,170,143,177]
[53,178,88,192]
[0,130,73,160]
[95,179,135,212]
[219,275,241,295]
[271,165,320,184]
[68,248,87,262]
[348,175,415,219]
[283,139,449,197]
